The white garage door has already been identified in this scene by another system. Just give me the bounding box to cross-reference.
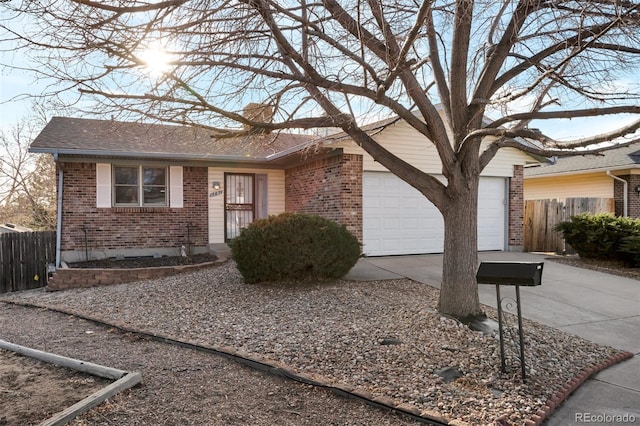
[363,172,506,256]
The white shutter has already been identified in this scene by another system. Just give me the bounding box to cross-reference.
[169,166,183,208]
[96,163,112,208]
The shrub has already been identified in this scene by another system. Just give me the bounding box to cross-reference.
[619,235,640,267]
[229,212,361,284]
[554,213,640,261]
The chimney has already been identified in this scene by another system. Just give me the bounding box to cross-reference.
[243,103,274,134]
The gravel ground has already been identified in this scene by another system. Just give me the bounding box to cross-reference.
[0,303,416,426]
[0,262,627,426]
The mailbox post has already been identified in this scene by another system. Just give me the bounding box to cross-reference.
[476,261,543,381]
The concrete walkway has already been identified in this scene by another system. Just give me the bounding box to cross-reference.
[346,252,640,425]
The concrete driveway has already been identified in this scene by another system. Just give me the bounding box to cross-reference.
[346,252,640,425]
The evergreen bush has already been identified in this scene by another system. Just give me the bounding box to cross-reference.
[554,213,640,262]
[619,235,640,267]
[229,212,361,284]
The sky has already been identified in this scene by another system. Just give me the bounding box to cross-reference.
[3,57,636,141]
[1,13,638,143]
[1,61,37,129]
[0,8,33,130]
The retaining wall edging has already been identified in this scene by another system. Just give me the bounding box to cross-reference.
[46,261,220,291]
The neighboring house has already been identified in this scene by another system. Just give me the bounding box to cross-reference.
[30,116,535,265]
[524,143,640,217]
[0,223,33,234]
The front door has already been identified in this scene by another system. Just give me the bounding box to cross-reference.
[225,173,255,240]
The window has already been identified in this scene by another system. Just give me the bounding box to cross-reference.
[113,165,167,206]
[96,164,181,208]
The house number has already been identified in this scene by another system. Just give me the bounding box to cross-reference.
[209,190,224,198]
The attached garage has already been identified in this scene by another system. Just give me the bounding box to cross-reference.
[363,172,506,256]
[323,111,535,257]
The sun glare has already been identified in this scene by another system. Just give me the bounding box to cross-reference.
[138,44,172,76]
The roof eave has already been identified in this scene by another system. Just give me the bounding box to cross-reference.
[29,146,272,163]
[525,164,640,179]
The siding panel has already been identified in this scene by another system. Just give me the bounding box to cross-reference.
[333,121,532,177]
[524,172,613,200]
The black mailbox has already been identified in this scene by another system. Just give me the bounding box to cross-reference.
[476,261,544,381]
[476,261,543,287]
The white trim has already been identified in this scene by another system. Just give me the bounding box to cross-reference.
[96,163,112,208]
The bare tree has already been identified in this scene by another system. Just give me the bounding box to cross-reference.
[2,0,639,317]
[0,103,56,230]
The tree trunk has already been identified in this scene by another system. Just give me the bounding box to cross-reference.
[437,176,483,319]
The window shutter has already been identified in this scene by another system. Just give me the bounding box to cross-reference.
[96,163,111,208]
[169,166,183,208]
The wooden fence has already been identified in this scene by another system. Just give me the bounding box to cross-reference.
[0,231,56,293]
[524,197,615,254]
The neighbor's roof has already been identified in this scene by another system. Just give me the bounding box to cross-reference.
[525,143,640,177]
[30,117,318,162]
[0,223,33,233]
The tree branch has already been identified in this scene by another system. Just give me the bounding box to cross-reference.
[70,0,188,13]
[487,106,640,129]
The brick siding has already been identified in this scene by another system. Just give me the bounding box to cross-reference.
[614,175,640,218]
[509,165,524,250]
[59,162,208,259]
[285,153,363,242]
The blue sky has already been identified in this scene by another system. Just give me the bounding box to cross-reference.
[1,9,34,130]
[3,57,636,140]
[1,29,638,142]
[1,67,36,129]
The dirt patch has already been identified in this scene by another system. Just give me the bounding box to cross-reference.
[0,349,111,425]
[68,253,217,269]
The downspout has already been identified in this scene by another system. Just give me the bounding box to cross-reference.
[504,178,510,250]
[54,152,63,268]
[607,171,627,217]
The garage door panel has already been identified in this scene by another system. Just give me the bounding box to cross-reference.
[363,172,505,256]
[402,198,420,209]
[383,218,401,230]
[404,218,419,229]
[363,197,380,209]
[383,198,403,208]
[363,217,380,230]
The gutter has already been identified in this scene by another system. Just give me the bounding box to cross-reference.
[607,170,627,217]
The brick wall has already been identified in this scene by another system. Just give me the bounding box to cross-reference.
[59,162,208,259]
[285,153,363,242]
[614,175,640,218]
[509,165,524,250]
[47,262,218,290]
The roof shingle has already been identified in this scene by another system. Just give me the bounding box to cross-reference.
[525,143,640,177]
[30,117,316,161]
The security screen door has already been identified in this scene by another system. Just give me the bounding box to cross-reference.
[225,173,255,240]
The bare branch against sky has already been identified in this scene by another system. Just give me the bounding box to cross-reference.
[1,1,638,143]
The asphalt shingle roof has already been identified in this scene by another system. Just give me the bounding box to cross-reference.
[525,143,640,177]
[30,117,316,161]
